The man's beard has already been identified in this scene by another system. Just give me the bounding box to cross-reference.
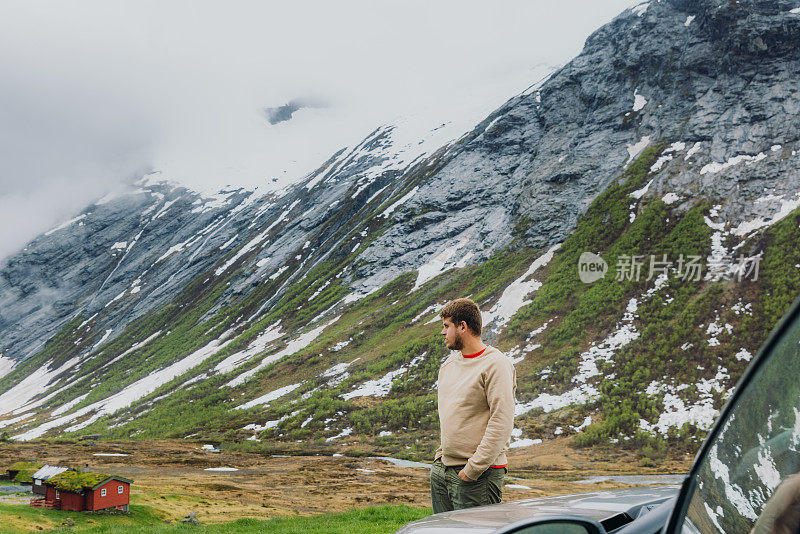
[447,332,464,351]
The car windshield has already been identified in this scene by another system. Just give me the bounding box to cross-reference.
[678,310,800,533]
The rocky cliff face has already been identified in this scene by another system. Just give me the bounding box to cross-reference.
[356,0,800,290]
[1,0,799,450]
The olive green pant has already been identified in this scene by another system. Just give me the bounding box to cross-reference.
[430,460,505,513]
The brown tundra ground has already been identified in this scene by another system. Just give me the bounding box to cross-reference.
[0,439,692,524]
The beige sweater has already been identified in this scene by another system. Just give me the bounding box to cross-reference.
[434,345,516,480]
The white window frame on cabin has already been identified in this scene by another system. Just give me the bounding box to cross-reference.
[55,490,60,499]
[118,485,124,494]
[101,488,106,497]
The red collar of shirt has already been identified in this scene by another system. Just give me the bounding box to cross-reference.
[461,347,487,359]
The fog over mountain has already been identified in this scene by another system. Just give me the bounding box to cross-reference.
[0,0,638,262]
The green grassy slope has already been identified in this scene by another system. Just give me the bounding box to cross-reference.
[2,143,798,464]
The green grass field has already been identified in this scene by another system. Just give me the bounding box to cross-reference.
[0,503,431,533]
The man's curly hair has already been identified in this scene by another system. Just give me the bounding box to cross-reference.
[439,298,482,336]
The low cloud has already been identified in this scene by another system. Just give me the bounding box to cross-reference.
[0,79,153,261]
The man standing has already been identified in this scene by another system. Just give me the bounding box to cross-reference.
[431,298,516,513]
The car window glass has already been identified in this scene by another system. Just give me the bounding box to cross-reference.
[679,314,800,533]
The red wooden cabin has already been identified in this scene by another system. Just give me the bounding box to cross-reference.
[85,477,132,511]
[41,472,133,512]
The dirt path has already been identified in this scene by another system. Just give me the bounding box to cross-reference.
[0,439,692,524]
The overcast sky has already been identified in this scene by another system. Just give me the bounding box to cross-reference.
[0,0,639,261]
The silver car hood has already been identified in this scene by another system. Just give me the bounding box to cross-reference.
[396,485,679,533]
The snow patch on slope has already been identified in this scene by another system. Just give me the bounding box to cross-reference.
[44,214,88,236]
[236,382,303,409]
[101,331,162,370]
[731,192,800,237]
[631,2,649,17]
[0,356,15,380]
[700,152,768,175]
[380,187,419,219]
[483,244,561,331]
[214,321,283,375]
[573,297,642,384]
[224,317,338,388]
[515,385,600,415]
[12,330,237,440]
[413,234,475,290]
[214,200,300,276]
[321,358,360,387]
[632,89,647,112]
[0,356,82,417]
[341,366,408,400]
[639,366,730,436]
[51,393,90,417]
[626,136,651,164]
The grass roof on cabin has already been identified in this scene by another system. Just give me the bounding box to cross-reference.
[45,471,111,493]
[8,461,44,483]
[8,461,42,471]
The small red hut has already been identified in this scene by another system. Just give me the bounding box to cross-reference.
[42,471,133,512]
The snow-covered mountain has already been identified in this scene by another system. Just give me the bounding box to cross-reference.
[1,0,799,455]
